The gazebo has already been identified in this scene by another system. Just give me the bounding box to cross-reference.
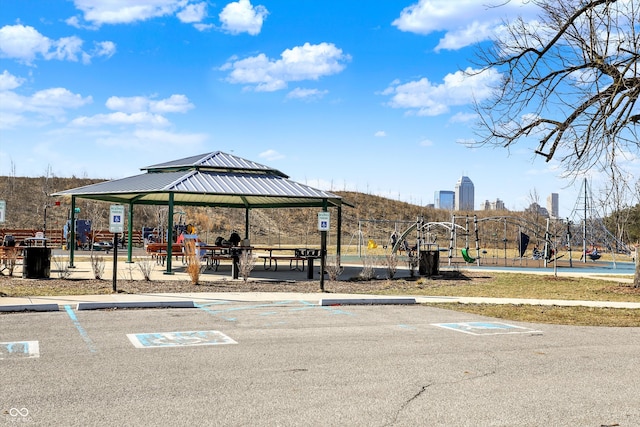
[52,151,347,275]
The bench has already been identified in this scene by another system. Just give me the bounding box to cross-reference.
[146,243,183,265]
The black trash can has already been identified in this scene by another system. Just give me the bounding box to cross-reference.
[419,250,439,276]
[23,247,51,279]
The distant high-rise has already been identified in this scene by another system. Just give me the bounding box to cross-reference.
[483,198,505,211]
[454,176,474,211]
[547,193,559,218]
[434,191,455,210]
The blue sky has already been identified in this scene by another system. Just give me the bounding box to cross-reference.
[1,0,631,217]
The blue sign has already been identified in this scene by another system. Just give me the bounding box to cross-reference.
[431,322,542,336]
[127,330,237,348]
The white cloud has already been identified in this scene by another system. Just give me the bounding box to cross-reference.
[70,111,170,127]
[150,94,194,113]
[222,42,350,92]
[259,149,284,161]
[69,0,213,29]
[73,94,194,126]
[419,139,433,146]
[0,70,25,91]
[0,24,115,65]
[177,2,207,23]
[219,0,268,35]
[392,0,538,51]
[48,36,84,62]
[449,112,477,123]
[382,67,501,116]
[105,94,194,113]
[374,131,387,137]
[0,87,92,114]
[70,0,183,25]
[0,24,51,64]
[286,87,328,101]
[92,41,117,59]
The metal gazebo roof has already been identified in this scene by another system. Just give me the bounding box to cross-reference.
[53,151,344,209]
[53,151,346,276]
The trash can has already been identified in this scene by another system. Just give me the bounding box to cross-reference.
[419,250,439,276]
[23,247,51,279]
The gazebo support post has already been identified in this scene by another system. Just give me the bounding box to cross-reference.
[126,202,134,263]
[320,199,327,291]
[69,196,76,268]
[244,207,250,240]
[337,205,342,264]
[165,192,175,274]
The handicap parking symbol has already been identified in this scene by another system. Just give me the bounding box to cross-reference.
[0,341,40,359]
[127,330,237,348]
[431,322,542,336]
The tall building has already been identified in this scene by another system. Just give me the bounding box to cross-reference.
[434,191,455,210]
[547,193,559,218]
[482,198,506,211]
[454,176,474,211]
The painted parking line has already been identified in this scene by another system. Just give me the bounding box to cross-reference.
[432,322,543,336]
[64,305,98,353]
[127,330,238,348]
[0,341,40,360]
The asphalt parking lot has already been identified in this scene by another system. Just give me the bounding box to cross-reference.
[2,301,639,426]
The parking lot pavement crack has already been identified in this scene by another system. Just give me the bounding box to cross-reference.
[386,354,500,426]
[385,384,434,426]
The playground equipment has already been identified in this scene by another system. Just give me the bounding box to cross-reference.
[347,219,415,256]
[567,178,632,264]
[461,248,475,263]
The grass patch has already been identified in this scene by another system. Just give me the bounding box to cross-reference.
[426,303,640,327]
[372,272,640,303]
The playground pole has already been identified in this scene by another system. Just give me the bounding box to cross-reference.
[567,219,573,268]
[465,216,470,252]
[583,177,588,263]
[448,215,455,266]
[474,215,480,266]
[544,218,550,268]
[503,217,507,267]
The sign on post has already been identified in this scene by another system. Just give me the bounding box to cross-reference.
[109,205,124,233]
[318,211,330,231]
[0,200,5,223]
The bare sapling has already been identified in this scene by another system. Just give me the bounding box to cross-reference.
[0,248,18,277]
[136,257,154,281]
[359,255,375,280]
[384,252,398,279]
[407,253,418,278]
[239,249,255,282]
[91,255,105,279]
[53,256,71,279]
[325,255,344,282]
[185,239,201,285]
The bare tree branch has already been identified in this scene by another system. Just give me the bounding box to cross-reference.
[472,0,639,178]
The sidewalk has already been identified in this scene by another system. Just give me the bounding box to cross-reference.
[2,292,640,312]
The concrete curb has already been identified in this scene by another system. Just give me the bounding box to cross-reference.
[0,304,60,312]
[76,301,195,310]
[319,297,416,306]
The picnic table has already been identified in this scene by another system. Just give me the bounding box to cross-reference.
[254,247,321,279]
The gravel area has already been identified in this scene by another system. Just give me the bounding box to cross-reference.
[0,270,485,297]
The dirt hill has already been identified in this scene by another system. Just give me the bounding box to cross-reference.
[0,175,451,246]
